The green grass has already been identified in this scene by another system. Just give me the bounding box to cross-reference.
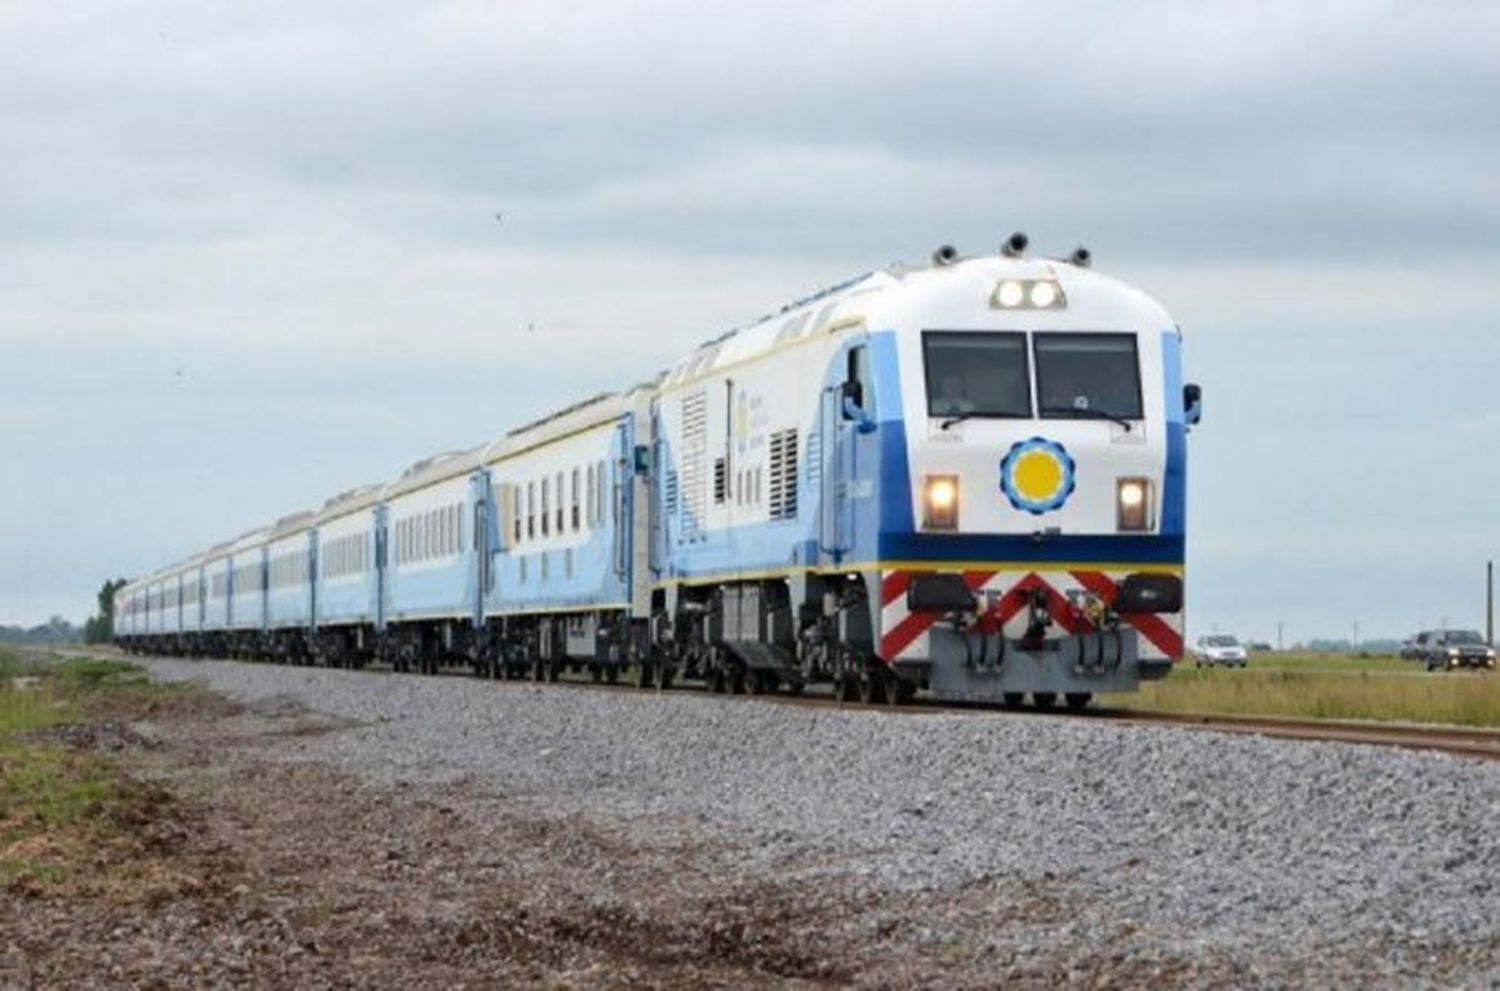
[1238,651,1411,674]
[56,657,154,689]
[0,652,163,888]
[1108,661,1500,727]
[1,659,77,740]
[0,746,119,838]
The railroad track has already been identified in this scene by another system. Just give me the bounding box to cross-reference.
[706,685,1500,761]
[71,646,1500,762]
[1095,710,1500,762]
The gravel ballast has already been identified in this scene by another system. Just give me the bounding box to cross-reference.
[141,658,1499,986]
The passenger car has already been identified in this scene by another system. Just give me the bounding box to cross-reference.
[1193,634,1248,668]
[1416,630,1496,671]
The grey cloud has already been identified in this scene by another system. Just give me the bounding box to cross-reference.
[4,2,1498,262]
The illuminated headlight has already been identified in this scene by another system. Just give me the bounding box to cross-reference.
[1116,477,1153,531]
[995,280,1025,307]
[991,279,1066,310]
[1447,647,1460,657]
[922,475,960,530]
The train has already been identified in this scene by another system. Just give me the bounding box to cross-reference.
[114,234,1201,708]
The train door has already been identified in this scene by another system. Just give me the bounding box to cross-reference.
[307,531,319,636]
[612,419,631,591]
[374,505,389,633]
[819,337,877,565]
[649,402,666,580]
[469,470,490,630]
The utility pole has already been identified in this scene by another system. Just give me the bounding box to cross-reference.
[1352,619,1359,653]
[1277,620,1284,652]
[1488,560,1494,646]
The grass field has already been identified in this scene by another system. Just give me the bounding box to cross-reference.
[0,649,180,888]
[1107,653,1500,727]
[1227,651,1411,674]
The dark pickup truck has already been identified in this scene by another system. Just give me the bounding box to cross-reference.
[1414,630,1496,671]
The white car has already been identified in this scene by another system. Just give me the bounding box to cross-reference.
[1193,634,1248,668]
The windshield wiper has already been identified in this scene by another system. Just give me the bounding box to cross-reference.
[939,412,976,431]
[1040,405,1135,431]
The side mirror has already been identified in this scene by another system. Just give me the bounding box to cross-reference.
[840,379,863,417]
[839,379,877,434]
[1183,383,1203,426]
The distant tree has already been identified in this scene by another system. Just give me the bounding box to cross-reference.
[83,577,128,644]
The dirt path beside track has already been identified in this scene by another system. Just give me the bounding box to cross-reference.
[6,658,1497,988]
[2,681,1209,989]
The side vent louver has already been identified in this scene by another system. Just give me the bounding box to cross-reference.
[680,392,708,538]
[769,429,799,521]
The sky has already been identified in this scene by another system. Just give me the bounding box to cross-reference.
[2,0,1497,643]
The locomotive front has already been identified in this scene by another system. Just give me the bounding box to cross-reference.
[873,242,1197,704]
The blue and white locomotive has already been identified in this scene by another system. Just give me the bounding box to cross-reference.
[116,235,1200,707]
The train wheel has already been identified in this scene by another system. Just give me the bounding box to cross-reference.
[1002,692,1025,708]
[709,667,727,694]
[636,662,654,689]
[1032,692,1057,709]
[885,675,915,707]
[654,664,675,691]
[1065,692,1092,711]
[836,673,859,704]
[589,663,603,684]
[857,672,886,705]
[728,665,748,695]
[606,665,619,685]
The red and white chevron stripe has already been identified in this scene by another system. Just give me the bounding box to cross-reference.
[879,568,1183,663]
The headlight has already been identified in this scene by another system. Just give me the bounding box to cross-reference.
[1117,477,1152,531]
[991,278,1066,310]
[922,475,959,530]
[1447,647,1460,657]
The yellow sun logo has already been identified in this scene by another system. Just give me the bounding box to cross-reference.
[1000,438,1076,514]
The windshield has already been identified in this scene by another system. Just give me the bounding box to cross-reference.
[1035,333,1142,419]
[1205,635,1240,647]
[1446,631,1485,644]
[923,331,1030,418]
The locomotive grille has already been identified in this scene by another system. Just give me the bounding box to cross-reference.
[769,428,798,520]
[681,391,708,538]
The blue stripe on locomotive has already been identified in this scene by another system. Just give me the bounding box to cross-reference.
[1159,329,1187,540]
